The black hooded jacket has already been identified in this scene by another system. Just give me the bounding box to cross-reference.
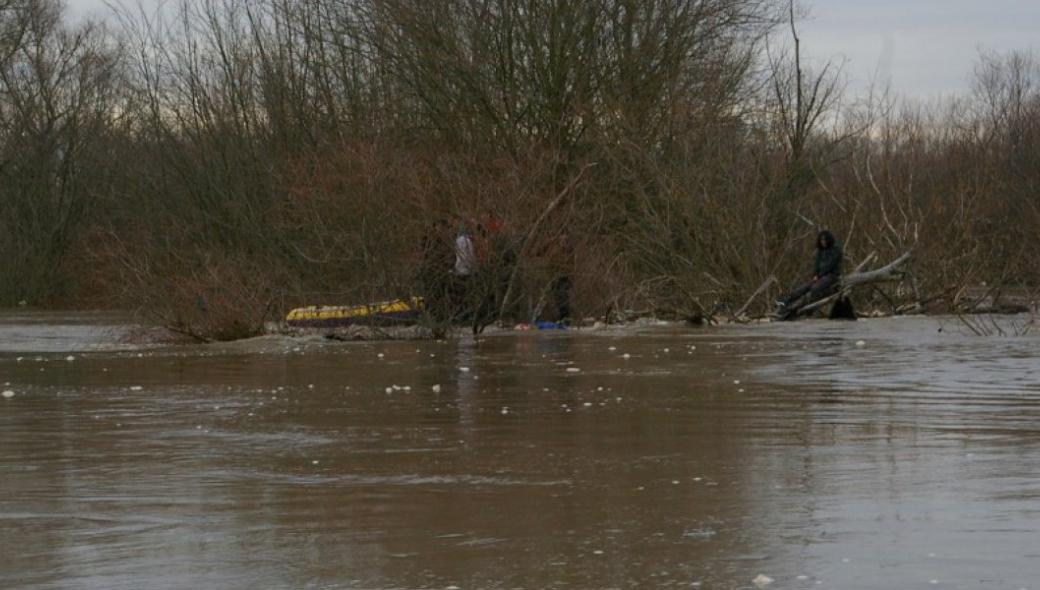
[813,230,842,278]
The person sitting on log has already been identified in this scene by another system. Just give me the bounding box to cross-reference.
[777,229,843,314]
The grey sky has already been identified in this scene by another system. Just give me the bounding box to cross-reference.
[66,0,1039,100]
[798,0,1040,100]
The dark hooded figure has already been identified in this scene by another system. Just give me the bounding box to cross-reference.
[418,218,455,324]
[778,229,843,311]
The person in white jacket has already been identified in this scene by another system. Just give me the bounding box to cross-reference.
[454,225,476,277]
[451,223,477,320]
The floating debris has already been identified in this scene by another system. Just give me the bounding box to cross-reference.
[65,355,76,362]
[622,353,631,359]
[459,367,471,373]
[682,528,716,539]
[129,386,143,391]
[2,390,14,399]
[855,340,866,347]
[752,574,774,587]
[566,367,581,373]
[431,384,442,393]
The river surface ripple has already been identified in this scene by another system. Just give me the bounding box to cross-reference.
[1,313,1038,589]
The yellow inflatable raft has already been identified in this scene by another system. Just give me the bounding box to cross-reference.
[286,297,423,328]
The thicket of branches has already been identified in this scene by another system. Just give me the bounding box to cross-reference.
[0,0,1037,339]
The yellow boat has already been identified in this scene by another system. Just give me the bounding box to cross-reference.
[286,297,423,328]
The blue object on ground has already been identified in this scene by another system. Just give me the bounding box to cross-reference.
[535,321,566,330]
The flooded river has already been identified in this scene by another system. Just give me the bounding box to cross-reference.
[2,312,1038,589]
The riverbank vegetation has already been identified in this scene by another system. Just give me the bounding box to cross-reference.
[1,0,1037,340]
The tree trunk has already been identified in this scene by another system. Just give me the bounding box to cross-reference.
[784,251,912,319]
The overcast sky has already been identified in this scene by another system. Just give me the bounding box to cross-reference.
[798,0,1039,100]
[66,0,1040,100]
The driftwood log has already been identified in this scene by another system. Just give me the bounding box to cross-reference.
[783,251,913,320]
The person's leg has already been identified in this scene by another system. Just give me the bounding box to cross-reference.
[471,271,497,332]
[808,274,838,302]
[782,281,813,306]
[421,276,441,323]
[451,275,473,322]
[554,275,572,322]
[495,267,511,319]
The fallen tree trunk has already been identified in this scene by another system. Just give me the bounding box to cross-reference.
[788,251,913,318]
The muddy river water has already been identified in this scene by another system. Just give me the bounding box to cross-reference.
[1,312,1038,589]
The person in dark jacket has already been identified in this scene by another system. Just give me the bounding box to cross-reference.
[551,232,574,323]
[418,218,456,325]
[778,229,843,310]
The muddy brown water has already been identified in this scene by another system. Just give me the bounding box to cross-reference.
[1,312,1039,589]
